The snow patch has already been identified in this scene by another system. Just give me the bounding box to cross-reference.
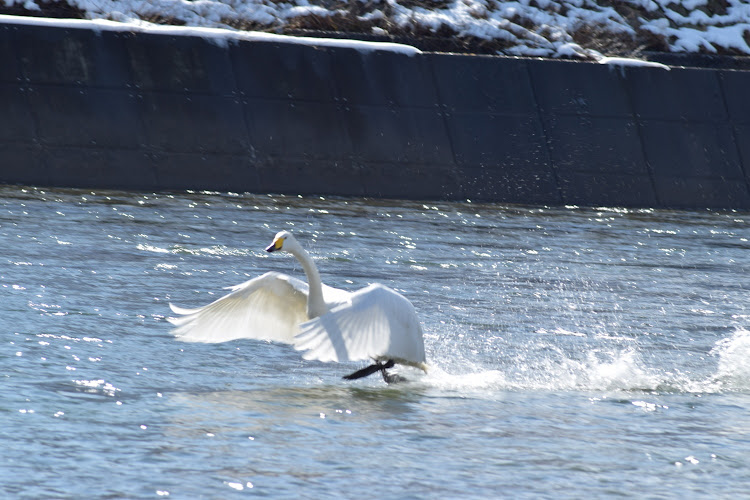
[598,56,671,70]
[0,13,422,55]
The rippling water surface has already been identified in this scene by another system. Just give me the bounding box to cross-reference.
[3,185,750,498]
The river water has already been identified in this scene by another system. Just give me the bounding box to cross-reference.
[2,185,750,498]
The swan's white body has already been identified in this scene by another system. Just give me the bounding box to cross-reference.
[169,231,427,372]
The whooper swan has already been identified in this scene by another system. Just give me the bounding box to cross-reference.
[168,231,427,382]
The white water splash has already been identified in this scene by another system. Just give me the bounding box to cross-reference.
[506,347,664,392]
[711,329,750,391]
[426,330,750,395]
[422,366,508,392]
[423,346,664,393]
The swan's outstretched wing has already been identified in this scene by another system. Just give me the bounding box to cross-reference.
[169,272,309,344]
[294,284,426,367]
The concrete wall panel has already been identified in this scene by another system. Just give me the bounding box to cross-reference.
[0,25,20,83]
[653,176,750,209]
[2,20,750,209]
[557,171,657,208]
[459,163,561,204]
[43,148,155,189]
[430,54,537,115]
[138,93,248,154]
[640,120,743,179]
[445,112,548,168]
[15,25,131,87]
[361,163,461,200]
[343,106,453,165]
[627,67,726,121]
[231,42,336,102]
[544,115,647,175]
[126,33,235,94]
[333,50,438,107]
[528,59,631,117]
[258,159,366,197]
[0,85,34,144]
[0,145,46,185]
[721,71,750,124]
[244,100,351,161]
[152,153,259,192]
[29,86,142,148]
[735,124,750,181]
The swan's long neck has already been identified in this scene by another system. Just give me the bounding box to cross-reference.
[289,246,328,319]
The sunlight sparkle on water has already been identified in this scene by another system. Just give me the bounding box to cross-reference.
[2,187,750,498]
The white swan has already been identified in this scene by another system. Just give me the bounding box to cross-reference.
[168,231,427,382]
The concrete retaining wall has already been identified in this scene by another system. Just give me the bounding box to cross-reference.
[2,20,750,209]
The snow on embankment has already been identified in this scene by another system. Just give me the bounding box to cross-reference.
[2,0,750,59]
[0,12,423,55]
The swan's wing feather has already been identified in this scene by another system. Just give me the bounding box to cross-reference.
[320,283,351,307]
[294,284,425,365]
[169,272,309,344]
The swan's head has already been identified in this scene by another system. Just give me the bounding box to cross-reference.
[266,231,297,253]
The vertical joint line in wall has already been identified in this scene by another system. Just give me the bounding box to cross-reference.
[426,55,461,198]
[133,90,160,189]
[623,71,661,207]
[228,44,262,192]
[20,77,46,178]
[24,86,42,149]
[716,71,750,199]
[117,32,160,189]
[525,62,564,205]
[327,51,365,194]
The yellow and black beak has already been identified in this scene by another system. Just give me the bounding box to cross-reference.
[266,237,284,253]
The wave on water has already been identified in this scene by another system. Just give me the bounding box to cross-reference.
[420,329,750,395]
[136,243,257,258]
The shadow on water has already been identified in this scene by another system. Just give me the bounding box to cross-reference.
[161,384,429,444]
[172,384,427,413]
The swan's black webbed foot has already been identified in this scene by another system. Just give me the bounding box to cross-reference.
[343,361,388,380]
[344,359,406,384]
